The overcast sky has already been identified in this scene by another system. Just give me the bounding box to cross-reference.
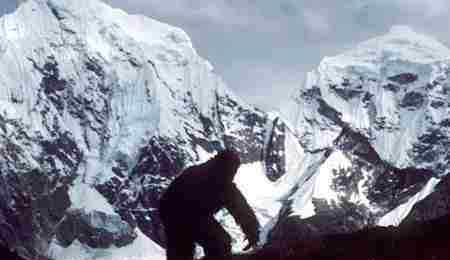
[2,1,450,110]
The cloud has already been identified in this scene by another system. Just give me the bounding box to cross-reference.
[105,0,313,34]
[153,0,252,26]
[390,0,449,18]
[106,0,276,28]
[0,1,16,14]
[353,0,450,21]
[221,61,305,110]
[302,9,331,41]
[279,2,299,17]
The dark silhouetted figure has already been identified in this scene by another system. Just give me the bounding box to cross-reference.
[159,149,260,260]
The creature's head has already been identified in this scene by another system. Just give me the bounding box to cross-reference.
[214,149,241,181]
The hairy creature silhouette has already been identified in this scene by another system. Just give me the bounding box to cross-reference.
[159,150,260,260]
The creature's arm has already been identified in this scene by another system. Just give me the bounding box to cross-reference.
[224,183,260,246]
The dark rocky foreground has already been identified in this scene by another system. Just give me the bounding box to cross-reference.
[206,214,450,260]
[3,214,449,260]
[0,245,24,260]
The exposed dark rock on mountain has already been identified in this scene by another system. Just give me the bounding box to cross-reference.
[403,174,450,224]
[55,209,136,248]
[388,73,418,85]
[263,117,286,182]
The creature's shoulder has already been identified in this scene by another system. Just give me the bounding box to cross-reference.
[174,164,209,183]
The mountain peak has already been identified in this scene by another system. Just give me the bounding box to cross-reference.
[3,0,194,52]
[322,25,450,69]
[383,25,445,48]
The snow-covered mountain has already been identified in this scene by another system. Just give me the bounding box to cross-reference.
[0,0,449,259]
[269,25,450,243]
[0,0,284,259]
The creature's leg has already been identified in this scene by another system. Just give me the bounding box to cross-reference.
[195,217,232,260]
[165,224,195,260]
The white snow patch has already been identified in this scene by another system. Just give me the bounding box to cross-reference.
[234,162,282,225]
[291,176,317,219]
[278,129,329,219]
[217,162,284,250]
[68,179,115,215]
[48,229,165,260]
[313,150,352,202]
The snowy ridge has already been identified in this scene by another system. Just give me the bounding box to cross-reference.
[290,151,352,219]
[325,25,450,69]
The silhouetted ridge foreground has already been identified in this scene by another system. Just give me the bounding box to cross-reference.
[204,213,450,260]
[0,245,24,260]
[2,214,449,260]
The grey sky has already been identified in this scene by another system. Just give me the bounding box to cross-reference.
[2,1,450,110]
